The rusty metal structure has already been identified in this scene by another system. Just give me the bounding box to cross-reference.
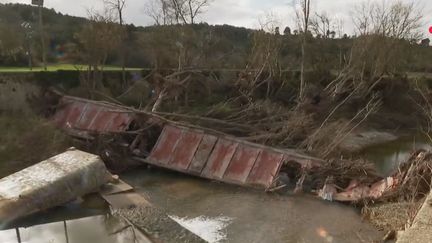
[146,125,319,188]
[51,94,322,190]
[52,96,134,133]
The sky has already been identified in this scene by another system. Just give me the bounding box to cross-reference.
[1,0,432,37]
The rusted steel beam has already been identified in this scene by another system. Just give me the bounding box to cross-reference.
[0,149,112,225]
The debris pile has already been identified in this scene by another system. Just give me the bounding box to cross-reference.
[317,150,432,203]
[48,92,323,191]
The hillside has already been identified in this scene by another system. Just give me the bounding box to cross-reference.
[0,3,431,73]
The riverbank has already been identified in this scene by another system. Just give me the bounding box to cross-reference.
[1,71,432,241]
[397,190,432,243]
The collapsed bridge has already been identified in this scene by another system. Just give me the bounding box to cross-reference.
[50,92,323,190]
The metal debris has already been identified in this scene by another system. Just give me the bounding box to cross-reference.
[51,94,323,190]
[52,96,134,135]
[145,124,312,189]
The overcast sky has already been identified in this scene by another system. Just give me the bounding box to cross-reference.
[1,0,432,36]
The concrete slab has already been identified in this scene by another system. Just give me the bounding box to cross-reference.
[0,148,112,225]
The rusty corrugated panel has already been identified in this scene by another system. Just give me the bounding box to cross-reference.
[223,145,261,184]
[148,125,183,165]
[202,139,239,179]
[52,97,133,133]
[168,129,203,171]
[247,150,284,188]
[147,124,289,189]
[188,134,218,174]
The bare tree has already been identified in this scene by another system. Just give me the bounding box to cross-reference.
[185,0,212,24]
[104,0,126,26]
[333,17,345,39]
[294,0,311,101]
[77,8,122,96]
[145,0,172,25]
[104,0,128,83]
[311,12,331,38]
[145,0,212,25]
[238,13,284,99]
[352,0,422,39]
[326,0,424,99]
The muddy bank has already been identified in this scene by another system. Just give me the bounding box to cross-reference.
[0,115,72,178]
[397,190,432,243]
[339,130,398,153]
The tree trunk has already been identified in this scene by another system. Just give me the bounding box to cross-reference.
[300,39,306,101]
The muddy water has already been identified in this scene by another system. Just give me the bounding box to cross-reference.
[0,195,153,243]
[363,134,432,175]
[0,215,149,243]
[122,168,383,243]
[0,167,387,243]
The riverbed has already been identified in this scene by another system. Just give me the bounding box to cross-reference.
[1,167,384,243]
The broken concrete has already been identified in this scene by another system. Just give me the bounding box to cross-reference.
[0,148,112,225]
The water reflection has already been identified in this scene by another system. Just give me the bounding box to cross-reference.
[0,215,148,243]
[122,168,383,243]
[363,134,432,175]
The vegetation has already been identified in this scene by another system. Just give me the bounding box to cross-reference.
[1,0,432,236]
[0,115,72,178]
[0,64,141,73]
[0,3,430,72]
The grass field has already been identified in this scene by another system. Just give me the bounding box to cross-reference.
[0,64,143,73]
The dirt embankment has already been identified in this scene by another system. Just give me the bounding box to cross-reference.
[0,74,73,177]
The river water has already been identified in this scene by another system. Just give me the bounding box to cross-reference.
[121,168,383,243]
[0,167,384,243]
[363,133,432,176]
[5,131,429,243]
[9,133,430,243]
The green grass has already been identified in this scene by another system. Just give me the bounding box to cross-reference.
[0,64,143,73]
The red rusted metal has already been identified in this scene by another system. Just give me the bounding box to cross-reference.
[202,139,239,179]
[51,94,323,189]
[247,150,284,188]
[146,124,318,189]
[169,129,203,171]
[188,134,218,174]
[223,145,261,184]
[52,96,133,133]
[148,125,183,165]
